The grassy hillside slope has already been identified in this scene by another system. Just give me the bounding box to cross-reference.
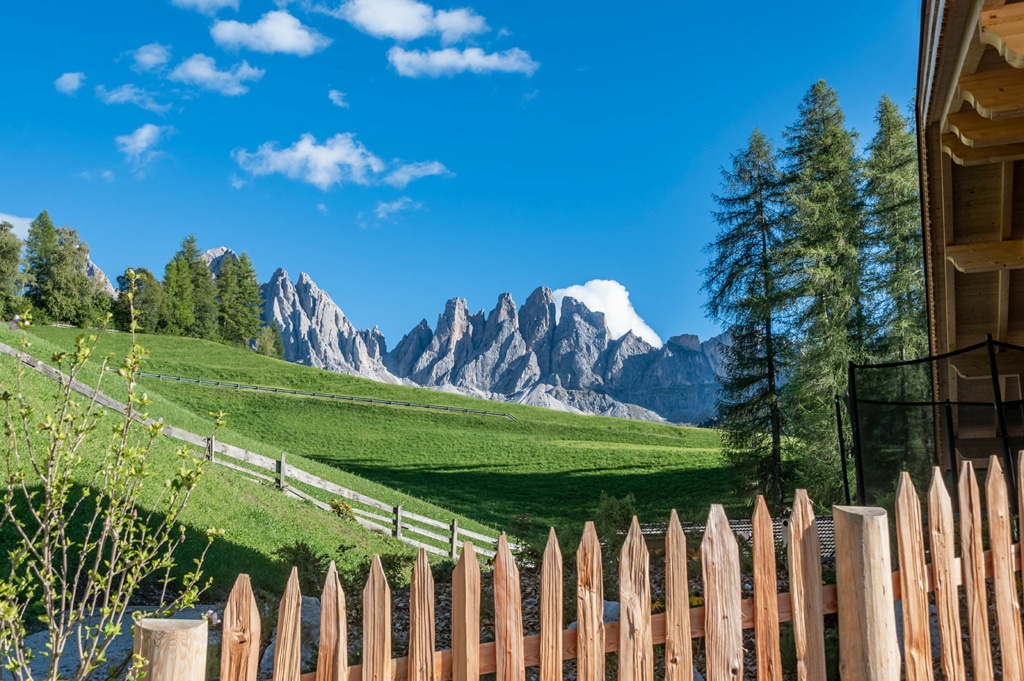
[12,326,732,540]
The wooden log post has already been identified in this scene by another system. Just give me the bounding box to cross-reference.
[450,519,459,560]
[394,505,403,540]
[133,618,208,681]
[833,506,899,681]
[207,435,216,462]
[664,509,692,681]
[539,529,563,681]
[279,452,288,490]
[221,574,261,681]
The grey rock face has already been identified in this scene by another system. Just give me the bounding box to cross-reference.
[260,272,726,424]
[85,258,116,298]
[261,268,398,383]
[202,246,238,277]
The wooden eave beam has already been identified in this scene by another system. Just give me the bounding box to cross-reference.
[959,68,1024,119]
[981,3,1024,68]
[946,238,1024,273]
[947,109,1024,146]
[942,131,1024,164]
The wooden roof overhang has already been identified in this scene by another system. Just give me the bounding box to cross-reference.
[918,0,1024,467]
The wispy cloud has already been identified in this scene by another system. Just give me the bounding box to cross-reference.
[375,196,421,220]
[95,84,171,113]
[328,89,348,108]
[229,174,247,189]
[323,0,487,44]
[77,169,116,183]
[384,160,451,187]
[317,203,328,214]
[54,72,85,95]
[388,46,538,77]
[212,10,331,56]
[168,55,264,95]
[171,0,238,14]
[131,43,172,72]
[115,124,176,171]
[233,132,450,191]
[234,133,385,190]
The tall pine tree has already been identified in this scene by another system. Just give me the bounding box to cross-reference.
[179,235,218,339]
[0,222,24,317]
[782,81,868,505]
[24,210,59,316]
[161,256,195,335]
[215,253,263,346]
[113,267,164,333]
[702,129,789,511]
[24,213,95,324]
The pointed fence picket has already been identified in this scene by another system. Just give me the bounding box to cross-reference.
[144,469,1024,681]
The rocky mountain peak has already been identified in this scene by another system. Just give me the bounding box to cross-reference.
[202,247,238,277]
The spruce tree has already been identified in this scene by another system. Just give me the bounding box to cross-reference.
[50,227,95,325]
[864,95,927,363]
[113,267,164,333]
[0,222,24,317]
[24,210,59,317]
[215,255,239,341]
[178,235,218,339]
[702,129,789,511]
[233,253,264,345]
[161,256,195,335]
[782,80,867,505]
[255,323,284,358]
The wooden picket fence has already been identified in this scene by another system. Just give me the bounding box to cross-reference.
[135,453,1024,680]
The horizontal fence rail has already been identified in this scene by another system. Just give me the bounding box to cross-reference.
[136,458,1024,681]
[136,371,517,421]
[0,341,504,560]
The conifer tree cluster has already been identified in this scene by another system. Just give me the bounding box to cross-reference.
[702,83,926,510]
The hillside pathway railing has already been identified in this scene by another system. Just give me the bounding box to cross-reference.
[0,341,504,560]
[136,371,517,421]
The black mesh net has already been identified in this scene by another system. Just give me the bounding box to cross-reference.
[849,338,1024,507]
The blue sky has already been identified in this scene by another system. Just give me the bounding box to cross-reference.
[0,0,920,347]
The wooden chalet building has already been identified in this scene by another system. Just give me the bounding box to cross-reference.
[918,0,1024,474]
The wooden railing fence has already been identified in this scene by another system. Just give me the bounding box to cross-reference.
[137,455,1024,680]
[0,341,503,559]
[136,371,517,421]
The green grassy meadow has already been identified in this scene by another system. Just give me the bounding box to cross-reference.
[2,325,732,579]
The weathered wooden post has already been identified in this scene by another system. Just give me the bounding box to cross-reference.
[833,506,899,681]
[133,618,208,681]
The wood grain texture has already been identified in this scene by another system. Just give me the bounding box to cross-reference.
[945,239,1024,272]
[663,510,691,681]
[576,522,605,681]
[942,132,1024,165]
[318,561,348,681]
[833,506,900,681]
[752,497,781,681]
[274,567,303,681]
[927,468,966,681]
[948,109,1024,147]
[618,517,652,681]
[787,490,825,681]
[981,3,1024,68]
[495,535,525,681]
[409,549,437,681]
[364,556,393,681]
[452,542,480,681]
[702,504,742,681]
[221,574,261,681]
[960,66,1024,119]
[134,618,208,681]
[895,472,934,680]
[539,529,563,681]
[959,461,994,681]
[985,456,1024,680]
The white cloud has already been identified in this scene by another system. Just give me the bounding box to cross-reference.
[321,0,487,43]
[54,72,85,95]
[95,84,171,113]
[335,0,432,40]
[552,280,663,348]
[388,46,537,77]
[434,8,487,45]
[317,203,328,213]
[168,55,264,95]
[328,89,348,108]
[171,0,238,14]
[234,132,451,191]
[115,124,176,169]
[102,170,116,182]
[212,10,332,56]
[77,169,116,183]
[229,175,247,189]
[0,213,32,239]
[375,196,421,219]
[131,43,172,71]
[234,133,385,190]
[384,160,451,187]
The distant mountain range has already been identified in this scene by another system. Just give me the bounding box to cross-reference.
[94,248,728,424]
